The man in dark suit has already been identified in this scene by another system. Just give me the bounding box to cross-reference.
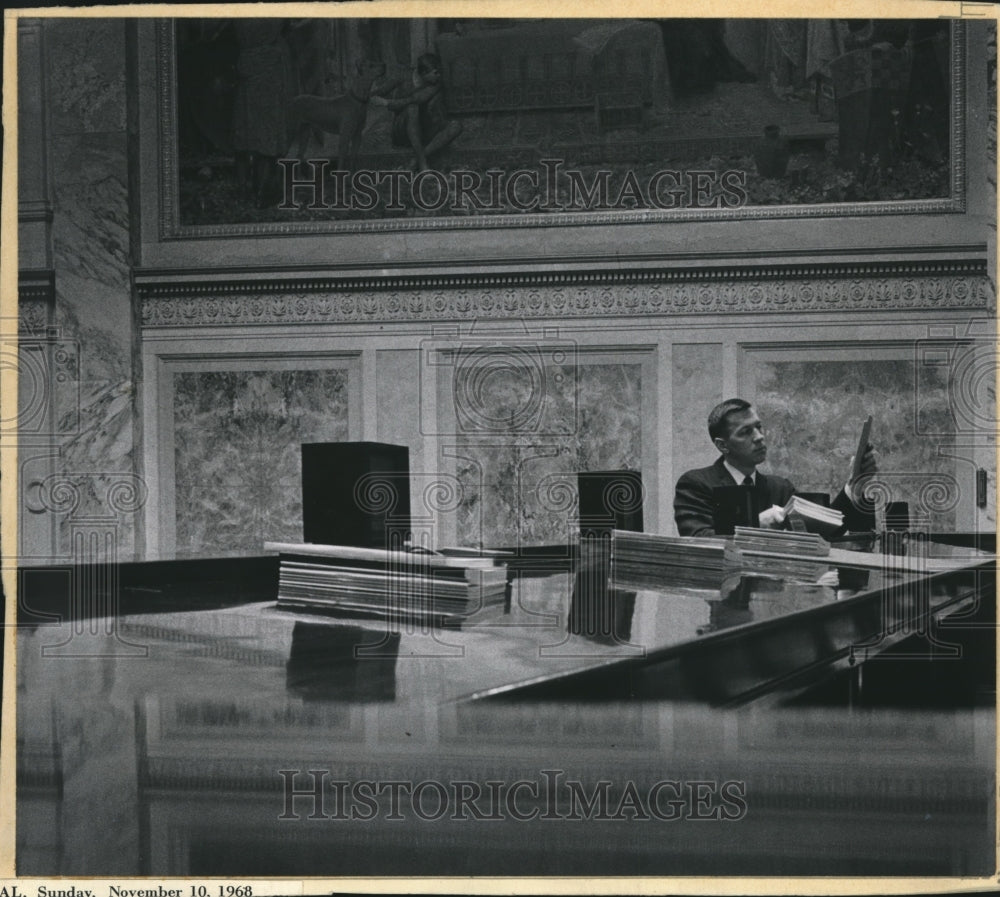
[674,398,877,537]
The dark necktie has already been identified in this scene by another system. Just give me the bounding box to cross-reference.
[742,475,753,487]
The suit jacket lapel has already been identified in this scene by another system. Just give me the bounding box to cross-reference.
[713,456,736,487]
[715,457,763,492]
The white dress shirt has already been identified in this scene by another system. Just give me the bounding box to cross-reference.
[723,460,756,486]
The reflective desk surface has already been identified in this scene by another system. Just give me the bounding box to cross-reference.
[16,541,996,878]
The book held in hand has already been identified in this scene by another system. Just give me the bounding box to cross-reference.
[851,415,873,482]
[783,495,844,537]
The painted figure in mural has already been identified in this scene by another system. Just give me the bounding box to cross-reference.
[289,59,389,170]
[176,20,240,158]
[848,19,950,165]
[657,20,757,96]
[231,19,297,206]
[378,53,462,172]
[229,18,335,206]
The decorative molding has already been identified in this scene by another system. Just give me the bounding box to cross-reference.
[136,257,989,294]
[139,262,993,328]
[19,269,55,333]
[154,19,966,240]
[157,16,179,242]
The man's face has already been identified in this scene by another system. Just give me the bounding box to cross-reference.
[715,407,767,471]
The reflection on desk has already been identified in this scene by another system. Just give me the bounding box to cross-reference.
[15,542,995,877]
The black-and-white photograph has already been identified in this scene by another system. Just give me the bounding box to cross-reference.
[6,5,998,889]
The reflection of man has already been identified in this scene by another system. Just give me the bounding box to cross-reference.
[674,398,877,537]
[381,53,462,172]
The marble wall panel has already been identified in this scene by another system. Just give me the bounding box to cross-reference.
[671,344,724,529]
[752,359,959,529]
[451,362,642,547]
[915,337,997,530]
[40,19,138,562]
[376,349,426,525]
[45,20,127,137]
[172,369,350,558]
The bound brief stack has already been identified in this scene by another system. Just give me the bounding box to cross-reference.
[732,526,831,582]
[265,542,509,626]
[607,530,727,589]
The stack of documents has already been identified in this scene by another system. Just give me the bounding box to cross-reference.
[733,527,831,582]
[609,530,726,588]
[265,541,509,624]
[733,526,830,557]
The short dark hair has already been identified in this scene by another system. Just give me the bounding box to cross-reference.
[708,398,752,441]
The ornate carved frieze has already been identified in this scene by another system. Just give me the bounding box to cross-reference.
[138,261,992,328]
